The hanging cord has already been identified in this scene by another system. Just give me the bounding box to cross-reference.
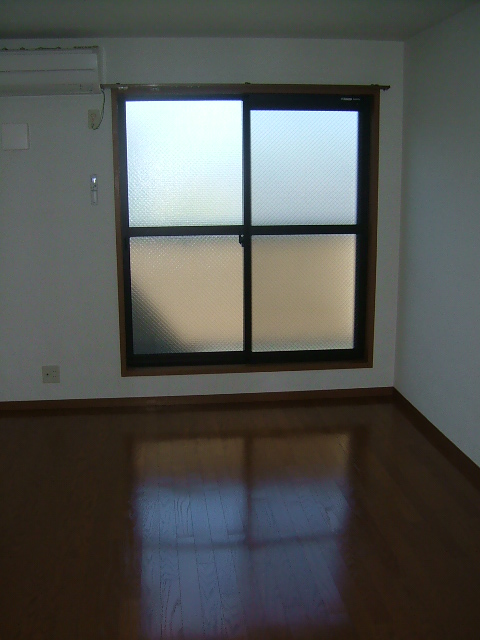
[92,88,106,130]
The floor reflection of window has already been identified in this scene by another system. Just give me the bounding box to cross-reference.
[134,433,352,639]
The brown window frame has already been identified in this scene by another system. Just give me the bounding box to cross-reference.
[111,84,380,377]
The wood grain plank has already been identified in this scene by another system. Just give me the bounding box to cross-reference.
[1,398,480,639]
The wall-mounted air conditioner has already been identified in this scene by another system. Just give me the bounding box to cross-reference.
[0,47,102,96]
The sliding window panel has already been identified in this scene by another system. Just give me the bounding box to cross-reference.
[126,100,243,227]
[252,235,356,352]
[130,236,244,354]
[251,110,358,225]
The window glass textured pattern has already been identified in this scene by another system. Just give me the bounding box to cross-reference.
[252,235,356,352]
[130,236,244,354]
[251,110,358,226]
[126,101,243,227]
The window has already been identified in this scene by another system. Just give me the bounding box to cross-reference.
[113,86,379,373]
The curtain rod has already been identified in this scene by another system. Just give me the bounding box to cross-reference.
[102,83,391,92]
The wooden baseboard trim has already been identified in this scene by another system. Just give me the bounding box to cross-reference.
[393,389,480,491]
[0,386,393,412]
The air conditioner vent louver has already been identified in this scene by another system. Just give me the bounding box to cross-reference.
[0,47,101,96]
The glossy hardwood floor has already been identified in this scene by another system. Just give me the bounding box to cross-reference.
[1,398,480,639]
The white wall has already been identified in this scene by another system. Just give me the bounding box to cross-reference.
[396,5,480,465]
[0,37,403,401]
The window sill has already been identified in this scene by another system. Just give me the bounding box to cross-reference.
[121,358,373,377]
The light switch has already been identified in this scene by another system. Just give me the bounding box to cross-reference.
[2,123,30,150]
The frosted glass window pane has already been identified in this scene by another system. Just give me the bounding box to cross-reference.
[252,235,356,351]
[130,237,243,354]
[251,111,358,225]
[126,101,243,227]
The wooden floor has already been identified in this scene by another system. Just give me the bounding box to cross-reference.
[1,398,480,639]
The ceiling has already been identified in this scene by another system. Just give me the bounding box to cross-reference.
[0,0,477,41]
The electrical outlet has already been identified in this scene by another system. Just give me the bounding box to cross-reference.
[42,365,60,383]
[88,109,101,130]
